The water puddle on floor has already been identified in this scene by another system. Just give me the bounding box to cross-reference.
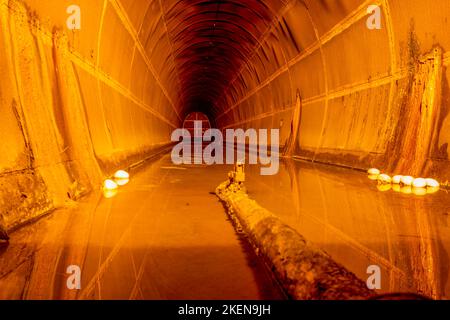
[243,158,450,299]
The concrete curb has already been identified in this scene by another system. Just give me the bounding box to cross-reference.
[216,180,375,300]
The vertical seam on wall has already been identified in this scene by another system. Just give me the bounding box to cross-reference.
[215,0,295,115]
[128,42,138,142]
[303,6,328,162]
[282,35,295,133]
[157,0,186,114]
[124,1,151,146]
[375,0,398,155]
[35,27,66,155]
[110,0,182,123]
[96,0,107,69]
[125,0,149,94]
[96,0,114,149]
[383,0,397,71]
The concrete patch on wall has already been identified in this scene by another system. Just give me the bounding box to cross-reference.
[0,170,53,231]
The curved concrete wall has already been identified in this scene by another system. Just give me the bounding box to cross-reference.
[0,0,182,229]
[1,0,450,229]
[216,0,450,183]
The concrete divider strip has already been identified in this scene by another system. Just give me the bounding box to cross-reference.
[215,180,375,300]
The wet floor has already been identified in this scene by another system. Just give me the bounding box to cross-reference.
[0,155,283,300]
[245,159,450,299]
[1,153,450,299]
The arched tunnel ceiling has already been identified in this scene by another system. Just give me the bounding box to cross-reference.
[160,0,288,116]
[115,0,361,120]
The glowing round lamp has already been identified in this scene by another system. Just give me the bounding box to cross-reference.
[103,179,118,191]
[114,170,130,180]
[392,175,403,184]
[426,179,440,188]
[400,176,414,186]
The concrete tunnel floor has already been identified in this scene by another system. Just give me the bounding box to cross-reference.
[0,154,284,300]
[245,161,450,299]
[1,152,450,299]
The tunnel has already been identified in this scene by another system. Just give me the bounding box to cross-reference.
[1,0,450,300]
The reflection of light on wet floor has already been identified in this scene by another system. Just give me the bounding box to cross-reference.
[103,189,118,199]
[116,179,129,186]
[78,155,282,300]
[367,169,441,197]
[244,159,450,299]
